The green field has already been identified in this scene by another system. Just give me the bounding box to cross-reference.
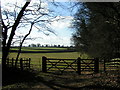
[9,47,87,70]
[10,47,68,51]
[9,47,120,71]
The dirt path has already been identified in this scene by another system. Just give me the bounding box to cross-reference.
[30,71,120,89]
[3,68,120,89]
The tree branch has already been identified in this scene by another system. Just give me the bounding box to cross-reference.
[7,1,30,52]
[15,22,34,67]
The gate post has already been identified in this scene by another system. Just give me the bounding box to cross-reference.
[20,58,23,71]
[94,58,99,73]
[77,57,81,75]
[12,58,14,67]
[29,58,31,69]
[104,59,106,72]
[42,56,47,72]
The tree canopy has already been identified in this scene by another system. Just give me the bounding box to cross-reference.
[72,2,120,59]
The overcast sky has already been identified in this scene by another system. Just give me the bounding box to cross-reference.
[1,0,78,46]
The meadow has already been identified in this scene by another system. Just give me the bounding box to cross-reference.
[9,47,87,70]
[8,47,120,71]
[10,47,68,51]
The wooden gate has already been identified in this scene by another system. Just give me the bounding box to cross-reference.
[80,58,99,74]
[42,56,99,74]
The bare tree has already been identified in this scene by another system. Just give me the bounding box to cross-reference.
[2,1,30,68]
[1,0,65,68]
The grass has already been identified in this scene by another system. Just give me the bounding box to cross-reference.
[8,47,90,71]
[10,47,68,51]
[3,47,120,89]
[9,47,82,70]
[8,52,80,70]
[8,47,120,72]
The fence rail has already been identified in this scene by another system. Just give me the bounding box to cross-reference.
[42,56,99,74]
[6,58,31,70]
[6,56,119,73]
[103,58,120,71]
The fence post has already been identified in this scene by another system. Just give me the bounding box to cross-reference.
[12,58,14,67]
[20,58,23,71]
[29,58,31,69]
[42,56,47,72]
[94,58,99,73]
[104,59,106,72]
[77,57,81,75]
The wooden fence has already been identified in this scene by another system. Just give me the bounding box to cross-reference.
[103,58,120,71]
[6,58,31,70]
[42,56,99,74]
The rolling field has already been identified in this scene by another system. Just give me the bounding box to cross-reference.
[10,47,68,52]
[8,47,120,71]
[9,47,88,70]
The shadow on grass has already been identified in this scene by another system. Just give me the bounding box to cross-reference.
[36,72,120,90]
[2,67,37,86]
[10,50,75,53]
[3,67,120,89]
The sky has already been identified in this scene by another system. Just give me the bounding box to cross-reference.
[1,0,120,47]
[1,0,78,46]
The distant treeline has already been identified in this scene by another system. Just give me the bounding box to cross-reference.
[28,44,74,48]
[12,44,74,48]
[10,45,76,53]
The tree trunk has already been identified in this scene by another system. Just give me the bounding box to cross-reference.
[2,2,30,68]
[1,20,8,68]
[15,23,34,67]
[2,48,8,68]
